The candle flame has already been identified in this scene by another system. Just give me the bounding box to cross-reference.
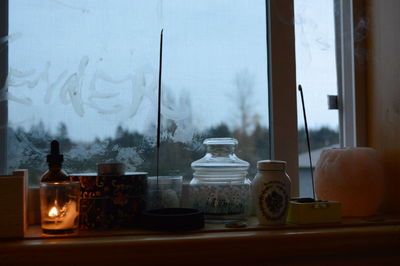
[48,206,59,218]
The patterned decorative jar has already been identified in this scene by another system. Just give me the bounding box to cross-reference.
[252,160,291,225]
[70,163,147,230]
[189,138,251,222]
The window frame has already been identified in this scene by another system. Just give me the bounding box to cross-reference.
[0,0,8,175]
[267,0,299,196]
[334,0,367,148]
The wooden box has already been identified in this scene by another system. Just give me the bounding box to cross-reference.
[0,170,28,238]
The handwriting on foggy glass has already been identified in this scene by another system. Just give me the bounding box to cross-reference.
[7,56,153,118]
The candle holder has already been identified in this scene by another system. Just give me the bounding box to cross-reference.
[147,176,183,210]
[315,147,384,217]
[40,181,80,234]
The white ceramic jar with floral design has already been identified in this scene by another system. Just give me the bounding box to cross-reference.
[252,160,291,225]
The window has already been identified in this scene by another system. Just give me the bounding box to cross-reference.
[1,0,361,200]
[294,0,340,198]
[3,0,276,187]
[294,0,363,198]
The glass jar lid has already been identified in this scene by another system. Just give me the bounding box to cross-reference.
[203,138,238,146]
[191,138,249,170]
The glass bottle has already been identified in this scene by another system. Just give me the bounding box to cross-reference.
[40,140,80,235]
[189,138,250,222]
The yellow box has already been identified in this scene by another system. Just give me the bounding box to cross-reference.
[287,199,341,225]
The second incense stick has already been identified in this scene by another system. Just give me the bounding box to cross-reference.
[156,29,163,182]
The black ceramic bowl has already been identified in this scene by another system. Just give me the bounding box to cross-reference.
[142,208,204,231]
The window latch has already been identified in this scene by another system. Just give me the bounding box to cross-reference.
[327,95,339,110]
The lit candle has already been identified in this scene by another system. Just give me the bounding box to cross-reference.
[40,182,80,234]
[48,206,59,218]
[42,200,78,231]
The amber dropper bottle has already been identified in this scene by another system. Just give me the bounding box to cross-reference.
[40,140,80,235]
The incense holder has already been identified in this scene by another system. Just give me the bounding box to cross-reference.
[287,198,341,224]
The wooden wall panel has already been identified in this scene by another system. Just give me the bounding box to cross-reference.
[366,0,400,213]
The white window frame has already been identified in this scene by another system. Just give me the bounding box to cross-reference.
[335,0,367,147]
[336,0,358,147]
[267,0,299,196]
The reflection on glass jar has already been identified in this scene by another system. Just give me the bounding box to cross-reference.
[189,138,251,222]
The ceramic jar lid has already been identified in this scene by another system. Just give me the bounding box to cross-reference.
[98,163,125,176]
[257,160,286,171]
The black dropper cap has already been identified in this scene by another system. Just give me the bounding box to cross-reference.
[46,140,64,165]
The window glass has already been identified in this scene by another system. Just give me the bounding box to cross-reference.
[295,0,340,197]
[8,0,269,185]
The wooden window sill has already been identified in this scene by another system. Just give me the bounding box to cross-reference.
[1,217,400,265]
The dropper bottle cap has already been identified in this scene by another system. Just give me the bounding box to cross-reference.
[47,140,64,165]
[41,140,69,182]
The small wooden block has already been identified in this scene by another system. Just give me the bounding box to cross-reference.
[287,200,341,225]
[0,170,28,238]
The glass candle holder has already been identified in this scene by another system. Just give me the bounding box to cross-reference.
[40,181,80,235]
[146,176,183,210]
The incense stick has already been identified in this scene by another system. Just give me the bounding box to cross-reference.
[156,29,163,182]
[298,84,316,200]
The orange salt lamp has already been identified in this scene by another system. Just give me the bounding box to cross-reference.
[315,147,384,217]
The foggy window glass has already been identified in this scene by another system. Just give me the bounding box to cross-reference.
[295,0,340,197]
[8,0,269,186]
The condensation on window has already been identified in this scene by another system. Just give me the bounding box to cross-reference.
[7,0,270,185]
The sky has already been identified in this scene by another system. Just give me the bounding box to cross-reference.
[294,0,339,131]
[6,0,338,142]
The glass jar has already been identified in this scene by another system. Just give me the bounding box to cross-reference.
[189,138,250,222]
[40,181,80,234]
